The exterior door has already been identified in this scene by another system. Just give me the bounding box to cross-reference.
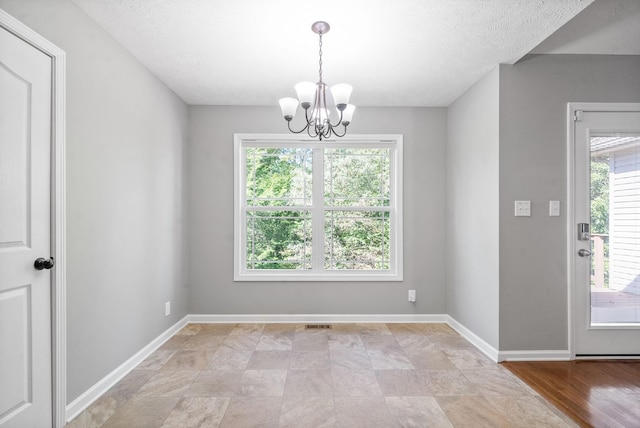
[572,106,640,357]
[0,24,53,427]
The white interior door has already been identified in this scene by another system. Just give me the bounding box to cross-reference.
[573,107,640,357]
[0,25,53,427]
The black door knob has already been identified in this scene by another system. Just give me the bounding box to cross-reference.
[34,257,55,270]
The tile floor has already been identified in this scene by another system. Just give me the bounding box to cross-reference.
[66,323,576,427]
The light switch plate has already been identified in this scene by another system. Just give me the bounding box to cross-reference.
[515,201,531,216]
[549,200,560,216]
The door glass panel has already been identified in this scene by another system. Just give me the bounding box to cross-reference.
[590,133,640,324]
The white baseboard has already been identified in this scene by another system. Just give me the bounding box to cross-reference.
[446,315,500,362]
[65,315,189,423]
[499,350,572,361]
[189,313,448,324]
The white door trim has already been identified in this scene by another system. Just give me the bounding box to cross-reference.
[567,102,640,359]
[0,9,66,427]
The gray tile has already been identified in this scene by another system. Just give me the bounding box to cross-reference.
[395,334,436,353]
[437,395,511,428]
[367,349,414,369]
[375,370,430,396]
[101,396,180,428]
[332,369,382,396]
[334,397,397,428]
[66,395,118,428]
[279,397,336,428]
[328,334,365,350]
[255,334,293,350]
[430,334,476,350]
[161,397,230,428]
[160,350,213,370]
[284,369,333,397]
[181,334,226,350]
[361,335,402,351]
[176,324,202,336]
[489,396,577,427]
[442,349,497,369]
[104,370,155,403]
[290,351,331,369]
[246,350,290,369]
[220,334,260,351]
[386,396,453,428]
[463,368,535,396]
[292,331,329,351]
[238,369,287,396]
[263,323,297,335]
[406,349,457,370]
[229,323,265,335]
[208,349,253,370]
[422,369,480,396]
[355,323,392,335]
[330,350,372,369]
[198,323,235,335]
[138,349,177,370]
[219,397,282,428]
[136,370,199,397]
[185,370,243,397]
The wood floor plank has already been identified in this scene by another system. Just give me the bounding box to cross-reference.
[503,361,640,428]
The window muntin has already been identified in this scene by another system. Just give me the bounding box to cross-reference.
[235,135,402,281]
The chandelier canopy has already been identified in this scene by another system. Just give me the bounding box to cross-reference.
[279,21,355,140]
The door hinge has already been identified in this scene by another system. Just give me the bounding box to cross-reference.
[574,110,583,122]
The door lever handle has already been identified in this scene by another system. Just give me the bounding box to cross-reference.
[578,249,591,257]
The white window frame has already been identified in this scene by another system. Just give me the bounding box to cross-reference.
[234,133,403,281]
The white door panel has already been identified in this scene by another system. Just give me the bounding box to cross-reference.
[0,24,52,427]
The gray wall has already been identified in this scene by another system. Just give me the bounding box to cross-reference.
[498,54,640,350]
[446,67,500,348]
[188,106,447,315]
[0,0,190,401]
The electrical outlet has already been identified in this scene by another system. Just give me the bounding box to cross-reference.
[549,200,560,216]
[408,290,416,302]
[165,301,171,316]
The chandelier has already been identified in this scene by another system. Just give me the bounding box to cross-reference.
[279,21,355,140]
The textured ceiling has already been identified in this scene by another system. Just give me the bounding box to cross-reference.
[70,0,597,106]
[531,0,640,55]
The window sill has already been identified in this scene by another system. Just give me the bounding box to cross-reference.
[234,271,403,282]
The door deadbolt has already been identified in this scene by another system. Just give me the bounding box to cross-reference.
[578,223,590,241]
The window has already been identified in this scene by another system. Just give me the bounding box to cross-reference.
[234,134,403,281]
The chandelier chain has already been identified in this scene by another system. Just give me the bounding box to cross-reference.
[318,32,323,83]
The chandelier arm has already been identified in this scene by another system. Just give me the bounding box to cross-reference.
[330,124,348,138]
[325,109,344,128]
[287,120,310,135]
[307,123,320,139]
[304,106,315,128]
